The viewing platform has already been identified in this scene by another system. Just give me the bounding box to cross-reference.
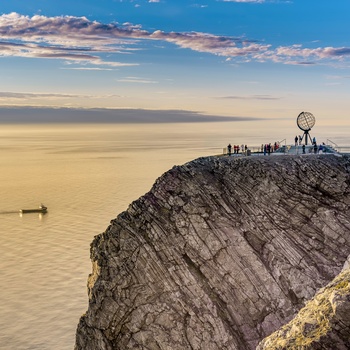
[223,143,350,157]
[276,144,337,155]
[224,112,349,158]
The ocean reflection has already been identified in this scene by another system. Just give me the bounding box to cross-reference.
[18,211,48,220]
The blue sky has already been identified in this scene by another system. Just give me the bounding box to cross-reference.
[0,0,349,124]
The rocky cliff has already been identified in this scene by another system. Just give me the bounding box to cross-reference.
[257,261,350,349]
[75,154,350,350]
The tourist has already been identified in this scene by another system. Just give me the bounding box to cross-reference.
[302,144,305,154]
[267,143,271,155]
[227,143,232,156]
[295,136,298,146]
[313,143,318,154]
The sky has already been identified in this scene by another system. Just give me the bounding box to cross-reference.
[0,0,349,125]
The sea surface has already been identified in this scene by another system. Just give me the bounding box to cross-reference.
[0,121,348,350]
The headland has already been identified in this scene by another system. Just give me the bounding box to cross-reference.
[75,154,350,350]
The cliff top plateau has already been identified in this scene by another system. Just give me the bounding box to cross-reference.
[75,154,350,350]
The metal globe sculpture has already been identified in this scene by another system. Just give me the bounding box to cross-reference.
[296,111,315,145]
[297,111,315,131]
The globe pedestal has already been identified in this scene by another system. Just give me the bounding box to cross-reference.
[302,130,312,145]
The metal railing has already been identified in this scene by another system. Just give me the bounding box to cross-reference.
[327,139,338,149]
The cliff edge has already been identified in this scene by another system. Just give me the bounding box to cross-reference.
[75,154,350,350]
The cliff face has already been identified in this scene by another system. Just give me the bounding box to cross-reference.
[75,155,350,350]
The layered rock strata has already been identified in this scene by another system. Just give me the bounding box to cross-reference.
[75,154,350,350]
[257,263,350,349]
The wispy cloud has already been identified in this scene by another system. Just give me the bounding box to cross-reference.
[219,0,291,2]
[191,3,208,8]
[218,94,281,100]
[326,75,350,80]
[117,77,158,84]
[0,91,120,100]
[60,67,116,71]
[221,0,265,3]
[0,92,80,99]
[0,12,349,67]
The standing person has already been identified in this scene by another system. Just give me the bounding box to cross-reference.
[295,136,298,146]
[227,143,232,156]
[299,135,302,145]
[314,143,318,154]
[263,144,267,156]
[302,144,306,154]
[267,143,271,155]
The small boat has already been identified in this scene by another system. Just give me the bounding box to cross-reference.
[20,204,48,214]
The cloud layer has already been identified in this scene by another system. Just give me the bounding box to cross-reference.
[0,106,260,123]
[0,12,349,67]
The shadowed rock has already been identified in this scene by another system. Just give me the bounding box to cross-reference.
[75,154,350,350]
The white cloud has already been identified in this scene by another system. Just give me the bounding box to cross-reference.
[0,13,348,67]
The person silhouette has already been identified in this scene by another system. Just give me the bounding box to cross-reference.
[227,143,232,156]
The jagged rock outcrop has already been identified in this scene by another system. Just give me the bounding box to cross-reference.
[75,154,350,350]
[257,263,350,349]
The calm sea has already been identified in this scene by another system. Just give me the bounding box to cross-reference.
[0,121,348,350]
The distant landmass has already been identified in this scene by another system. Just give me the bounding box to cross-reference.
[0,106,260,123]
[75,154,350,349]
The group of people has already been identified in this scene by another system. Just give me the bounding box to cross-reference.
[261,142,280,155]
[294,135,303,145]
[226,143,281,156]
[227,144,248,156]
[294,135,326,154]
[312,142,327,154]
[226,137,327,156]
[294,135,317,146]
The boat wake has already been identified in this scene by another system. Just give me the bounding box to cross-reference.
[0,211,20,215]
